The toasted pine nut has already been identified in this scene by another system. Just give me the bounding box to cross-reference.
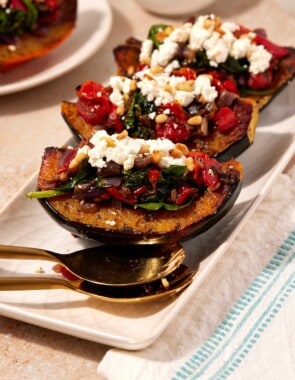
[177,81,194,92]
[169,148,183,158]
[204,18,212,29]
[150,66,164,75]
[139,144,150,154]
[151,151,162,164]
[116,130,128,140]
[103,137,116,147]
[187,115,203,126]
[163,84,172,93]
[186,157,195,171]
[175,143,189,155]
[116,105,125,116]
[130,79,138,91]
[69,152,88,170]
[127,66,135,76]
[155,114,168,123]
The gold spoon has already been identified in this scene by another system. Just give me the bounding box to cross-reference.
[0,265,194,303]
[0,243,185,287]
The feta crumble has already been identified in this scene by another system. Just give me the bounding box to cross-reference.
[77,130,187,171]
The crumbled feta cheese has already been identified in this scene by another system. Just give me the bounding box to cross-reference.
[139,14,272,74]
[248,44,272,74]
[164,23,192,44]
[194,75,218,102]
[151,41,179,67]
[139,39,154,63]
[203,31,229,66]
[77,130,187,171]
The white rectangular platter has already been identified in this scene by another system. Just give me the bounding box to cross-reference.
[0,81,294,350]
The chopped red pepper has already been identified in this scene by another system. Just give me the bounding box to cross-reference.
[76,81,113,125]
[148,168,161,187]
[175,184,194,205]
[247,67,273,90]
[254,34,289,59]
[213,106,239,132]
[106,187,137,204]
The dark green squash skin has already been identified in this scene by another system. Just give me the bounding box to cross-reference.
[38,181,242,245]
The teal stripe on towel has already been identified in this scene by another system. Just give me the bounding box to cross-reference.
[172,230,295,380]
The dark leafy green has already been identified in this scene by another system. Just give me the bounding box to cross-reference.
[124,92,156,139]
[0,0,38,36]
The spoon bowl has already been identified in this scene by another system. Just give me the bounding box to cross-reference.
[0,243,185,287]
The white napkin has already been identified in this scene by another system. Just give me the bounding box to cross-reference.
[97,164,295,380]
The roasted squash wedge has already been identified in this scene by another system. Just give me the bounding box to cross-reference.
[0,0,77,72]
[113,15,295,110]
[27,132,243,244]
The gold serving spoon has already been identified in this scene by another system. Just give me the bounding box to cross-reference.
[0,265,194,303]
[0,243,185,287]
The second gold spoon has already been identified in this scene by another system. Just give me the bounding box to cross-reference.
[0,243,185,287]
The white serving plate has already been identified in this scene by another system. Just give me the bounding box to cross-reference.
[0,0,112,95]
[0,81,294,350]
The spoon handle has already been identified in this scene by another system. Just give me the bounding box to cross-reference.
[0,276,78,291]
[0,244,57,263]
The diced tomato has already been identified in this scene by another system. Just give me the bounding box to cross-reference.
[10,0,27,10]
[213,106,239,132]
[76,81,107,102]
[133,185,148,196]
[159,102,188,123]
[107,108,124,133]
[202,167,220,189]
[233,25,251,38]
[175,184,194,205]
[156,119,191,143]
[156,102,190,143]
[210,71,238,94]
[148,168,161,186]
[106,187,137,204]
[172,67,197,80]
[254,34,289,59]
[247,67,273,90]
[76,81,113,125]
[190,162,202,185]
[222,79,238,94]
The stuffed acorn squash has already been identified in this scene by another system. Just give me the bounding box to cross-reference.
[113,14,295,110]
[0,0,77,72]
[27,131,243,244]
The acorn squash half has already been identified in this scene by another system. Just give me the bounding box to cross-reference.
[0,0,77,72]
[29,142,243,245]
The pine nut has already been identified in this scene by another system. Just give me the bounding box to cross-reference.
[116,130,128,140]
[116,105,125,116]
[69,152,88,170]
[155,114,168,123]
[150,66,164,75]
[175,143,189,155]
[151,151,162,164]
[169,148,183,158]
[186,157,195,171]
[187,115,203,126]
